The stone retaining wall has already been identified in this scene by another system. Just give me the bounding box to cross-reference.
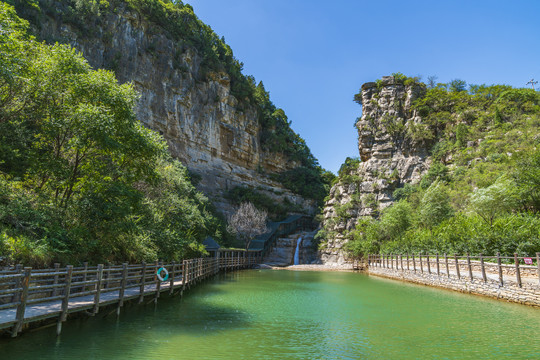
[368,266,540,307]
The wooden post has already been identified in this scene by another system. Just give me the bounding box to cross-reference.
[497,253,503,286]
[139,261,147,303]
[104,263,111,289]
[436,254,440,276]
[467,253,473,281]
[479,254,487,283]
[391,254,394,269]
[514,253,522,288]
[419,254,423,273]
[400,254,404,271]
[406,254,410,271]
[118,263,128,308]
[82,262,88,293]
[426,254,431,274]
[60,265,73,321]
[537,253,540,285]
[444,253,449,278]
[52,263,60,297]
[93,264,104,314]
[57,265,73,335]
[154,261,161,304]
[454,254,460,279]
[11,267,31,337]
[169,261,176,295]
[12,264,23,303]
[182,260,187,287]
[412,254,416,272]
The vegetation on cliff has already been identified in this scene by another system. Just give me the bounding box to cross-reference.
[0,2,228,266]
[340,75,540,258]
[7,0,330,204]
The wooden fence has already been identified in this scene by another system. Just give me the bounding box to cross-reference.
[0,249,261,338]
[367,253,540,287]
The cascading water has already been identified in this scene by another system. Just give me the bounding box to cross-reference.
[293,237,302,265]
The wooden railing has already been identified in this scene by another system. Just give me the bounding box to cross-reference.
[367,253,540,287]
[0,249,261,337]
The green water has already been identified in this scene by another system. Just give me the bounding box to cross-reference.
[1,270,539,359]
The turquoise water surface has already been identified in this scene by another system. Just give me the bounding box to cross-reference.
[1,269,539,359]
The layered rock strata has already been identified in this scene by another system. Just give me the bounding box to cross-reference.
[34,6,313,214]
[319,76,431,265]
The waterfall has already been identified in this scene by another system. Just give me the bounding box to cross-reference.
[294,237,302,265]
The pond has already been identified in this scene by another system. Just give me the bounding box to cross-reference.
[1,269,539,359]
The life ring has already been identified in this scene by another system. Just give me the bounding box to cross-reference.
[156,267,169,282]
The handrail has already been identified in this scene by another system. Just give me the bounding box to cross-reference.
[0,249,262,337]
[367,252,540,288]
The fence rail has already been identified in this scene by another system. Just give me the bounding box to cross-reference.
[0,249,261,337]
[367,253,540,288]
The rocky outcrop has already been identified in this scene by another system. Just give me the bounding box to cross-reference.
[319,76,431,265]
[34,5,313,215]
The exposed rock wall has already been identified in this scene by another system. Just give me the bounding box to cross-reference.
[319,76,430,265]
[35,6,313,215]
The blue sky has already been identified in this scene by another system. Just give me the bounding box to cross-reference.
[187,0,540,174]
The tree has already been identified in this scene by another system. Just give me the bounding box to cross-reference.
[0,3,220,265]
[449,79,467,93]
[427,75,438,89]
[379,200,413,241]
[513,149,540,212]
[419,181,453,229]
[228,202,268,255]
[469,177,519,226]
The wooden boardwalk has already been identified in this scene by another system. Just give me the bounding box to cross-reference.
[0,250,261,337]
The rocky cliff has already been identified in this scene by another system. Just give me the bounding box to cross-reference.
[28,2,313,215]
[319,76,431,264]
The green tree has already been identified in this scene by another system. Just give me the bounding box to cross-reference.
[0,3,220,265]
[468,177,519,226]
[513,149,540,213]
[449,79,467,92]
[419,181,453,229]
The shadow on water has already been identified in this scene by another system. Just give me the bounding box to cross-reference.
[0,274,253,359]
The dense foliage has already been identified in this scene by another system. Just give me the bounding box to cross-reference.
[342,75,540,258]
[0,2,225,266]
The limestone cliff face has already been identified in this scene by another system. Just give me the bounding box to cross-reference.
[319,76,430,265]
[36,7,313,214]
